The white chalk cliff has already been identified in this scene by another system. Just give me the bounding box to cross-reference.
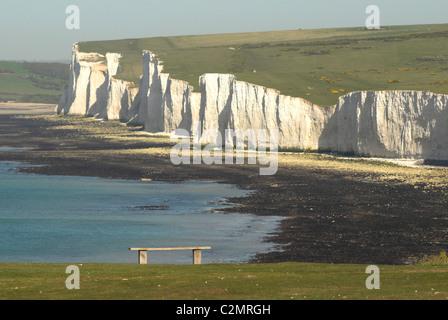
[57,45,138,121]
[57,44,448,160]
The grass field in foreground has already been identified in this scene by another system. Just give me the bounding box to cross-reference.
[1,262,447,300]
[79,24,448,106]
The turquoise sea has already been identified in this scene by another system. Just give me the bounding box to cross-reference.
[0,161,283,264]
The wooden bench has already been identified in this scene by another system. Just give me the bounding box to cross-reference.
[129,247,212,265]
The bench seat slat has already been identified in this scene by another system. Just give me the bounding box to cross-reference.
[129,247,211,251]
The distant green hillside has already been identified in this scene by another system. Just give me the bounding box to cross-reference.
[79,24,448,106]
[0,61,69,104]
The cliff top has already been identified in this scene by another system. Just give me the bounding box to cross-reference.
[78,24,448,106]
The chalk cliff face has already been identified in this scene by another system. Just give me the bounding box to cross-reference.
[125,51,199,135]
[58,45,448,160]
[320,91,448,159]
[198,74,236,143]
[197,74,333,149]
[57,44,137,121]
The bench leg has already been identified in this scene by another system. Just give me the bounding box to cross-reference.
[138,250,148,265]
[193,249,202,265]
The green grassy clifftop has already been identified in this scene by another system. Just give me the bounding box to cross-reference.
[79,23,448,106]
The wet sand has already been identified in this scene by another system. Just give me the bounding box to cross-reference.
[1,112,448,265]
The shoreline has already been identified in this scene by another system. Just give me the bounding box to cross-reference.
[1,113,448,265]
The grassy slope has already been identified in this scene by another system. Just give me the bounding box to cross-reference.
[1,262,447,300]
[0,61,66,103]
[79,24,448,106]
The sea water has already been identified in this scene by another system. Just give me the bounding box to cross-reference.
[0,161,283,264]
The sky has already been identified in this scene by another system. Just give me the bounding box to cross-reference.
[0,0,447,61]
